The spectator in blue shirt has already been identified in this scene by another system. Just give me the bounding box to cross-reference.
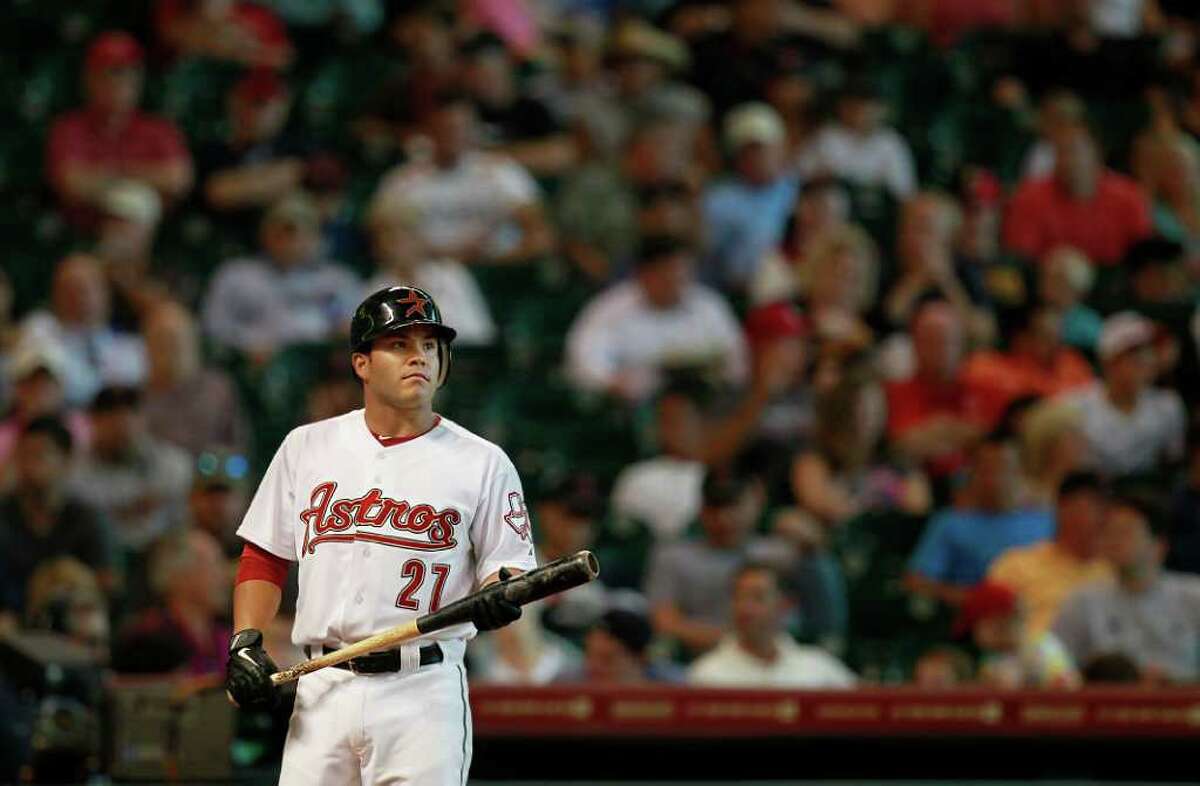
[701,103,799,292]
[905,431,1054,606]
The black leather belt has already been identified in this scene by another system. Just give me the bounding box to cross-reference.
[303,643,443,674]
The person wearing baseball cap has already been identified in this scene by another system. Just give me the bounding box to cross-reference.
[956,581,1079,688]
[702,103,798,290]
[46,31,193,231]
[1068,311,1185,478]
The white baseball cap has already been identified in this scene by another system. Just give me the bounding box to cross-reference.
[723,102,786,152]
[1098,311,1155,362]
[7,342,70,384]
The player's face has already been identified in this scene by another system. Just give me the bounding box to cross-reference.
[356,326,441,410]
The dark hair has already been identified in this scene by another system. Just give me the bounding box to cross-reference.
[634,234,691,269]
[89,385,141,414]
[701,470,753,509]
[996,393,1042,435]
[20,415,73,454]
[1125,237,1184,273]
[1108,491,1168,538]
[596,608,653,656]
[540,473,602,519]
[460,32,507,58]
[1081,652,1141,683]
[732,560,781,589]
[429,89,473,114]
[1058,471,1104,500]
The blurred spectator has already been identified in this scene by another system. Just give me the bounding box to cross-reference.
[46,32,192,231]
[885,299,986,478]
[202,192,361,360]
[17,253,147,406]
[987,472,1113,636]
[543,16,610,127]
[111,529,230,675]
[556,118,699,282]
[1017,399,1088,506]
[187,454,248,558]
[70,386,192,552]
[957,581,1080,688]
[142,301,248,456]
[0,345,91,470]
[155,0,293,69]
[611,387,706,541]
[801,224,879,355]
[962,304,1095,426]
[0,417,115,617]
[701,103,799,291]
[1054,493,1200,682]
[304,371,363,423]
[1020,90,1089,181]
[606,19,711,142]
[1142,135,1200,251]
[533,475,610,636]
[688,0,856,119]
[906,432,1054,605]
[94,180,167,332]
[644,471,813,655]
[912,645,974,688]
[689,563,855,687]
[460,34,574,176]
[1037,246,1103,353]
[739,302,816,458]
[1068,312,1186,479]
[565,236,748,403]
[1004,124,1152,266]
[792,358,930,529]
[364,207,497,346]
[749,176,852,305]
[955,169,1006,275]
[369,92,553,265]
[798,78,917,200]
[576,608,677,684]
[1166,430,1200,575]
[200,69,310,244]
[883,191,991,340]
[1126,237,1193,316]
[24,557,111,659]
[356,5,459,151]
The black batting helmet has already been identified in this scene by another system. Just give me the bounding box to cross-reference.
[350,286,457,385]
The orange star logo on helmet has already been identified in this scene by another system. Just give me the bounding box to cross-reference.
[397,290,430,319]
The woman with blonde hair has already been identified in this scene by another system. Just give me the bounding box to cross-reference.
[1018,399,1088,506]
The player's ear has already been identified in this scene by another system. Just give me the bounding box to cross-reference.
[351,351,369,384]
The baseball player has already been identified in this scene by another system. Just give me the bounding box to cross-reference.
[225,285,536,785]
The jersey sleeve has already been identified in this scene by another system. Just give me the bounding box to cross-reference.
[236,430,298,561]
[470,449,537,585]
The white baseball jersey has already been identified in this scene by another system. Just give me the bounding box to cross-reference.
[237,409,537,649]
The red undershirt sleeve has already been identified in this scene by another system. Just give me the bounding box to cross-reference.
[235,542,291,588]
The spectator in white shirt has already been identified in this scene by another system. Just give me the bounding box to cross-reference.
[201,192,361,361]
[565,235,749,403]
[364,204,497,346]
[369,91,553,265]
[1069,312,1185,479]
[18,253,146,406]
[611,386,707,540]
[689,562,856,688]
[798,79,917,200]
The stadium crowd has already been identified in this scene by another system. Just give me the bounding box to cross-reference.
[3,3,1200,771]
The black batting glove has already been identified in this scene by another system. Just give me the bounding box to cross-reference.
[226,628,279,710]
[472,567,522,631]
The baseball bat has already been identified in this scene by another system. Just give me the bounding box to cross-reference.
[269,550,600,685]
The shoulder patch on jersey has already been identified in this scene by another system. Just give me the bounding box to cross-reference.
[503,492,530,541]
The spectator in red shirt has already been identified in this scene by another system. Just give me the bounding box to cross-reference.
[886,298,986,476]
[1004,124,1151,266]
[962,303,1095,426]
[46,32,193,231]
